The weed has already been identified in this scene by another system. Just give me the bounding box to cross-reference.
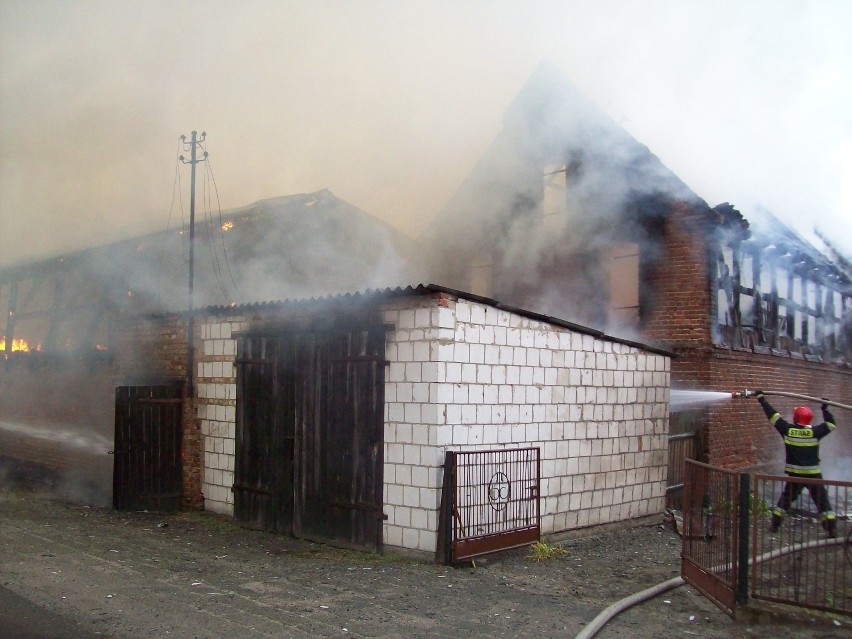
[749,493,772,519]
[528,541,567,561]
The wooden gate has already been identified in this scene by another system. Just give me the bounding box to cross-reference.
[234,317,385,551]
[113,384,183,511]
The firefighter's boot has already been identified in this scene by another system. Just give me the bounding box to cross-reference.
[823,518,837,539]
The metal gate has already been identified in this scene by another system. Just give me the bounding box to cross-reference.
[682,462,851,618]
[750,474,851,616]
[441,447,540,563]
[234,317,385,551]
[681,460,751,617]
[113,384,183,511]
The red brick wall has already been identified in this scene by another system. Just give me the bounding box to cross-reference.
[702,349,850,472]
[644,202,715,352]
[114,313,203,509]
[113,313,188,383]
[646,203,852,475]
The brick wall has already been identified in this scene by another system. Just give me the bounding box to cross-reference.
[113,312,204,509]
[114,313,188,383]
[646,204,852,475]
[675,347,852,471]
[644,203,715,351]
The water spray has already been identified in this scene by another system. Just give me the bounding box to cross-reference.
[732,390,852,412]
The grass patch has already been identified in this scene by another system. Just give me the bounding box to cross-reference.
[528,541,568,561]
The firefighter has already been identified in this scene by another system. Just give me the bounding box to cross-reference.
[756,390,837,538]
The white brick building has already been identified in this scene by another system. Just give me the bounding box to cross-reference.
[194,285,671,556]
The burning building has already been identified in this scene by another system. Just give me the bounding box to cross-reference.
[0,191,420,504]
[420,62,851,473]
[1,63,849,554]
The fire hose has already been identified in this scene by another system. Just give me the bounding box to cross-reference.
[573,536,848,639]
[575,388,849,638]
[731,389,852,412]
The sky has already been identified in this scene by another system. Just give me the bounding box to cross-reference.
[1,0,851,267]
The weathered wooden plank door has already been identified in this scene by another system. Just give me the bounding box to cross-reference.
[233,335,296,533]
[295,325,385,550]
[234,318,385,551]
[113,384,183,511]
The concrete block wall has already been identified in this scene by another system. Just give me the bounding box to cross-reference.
[381,292,672,553]
[195,292,671,554]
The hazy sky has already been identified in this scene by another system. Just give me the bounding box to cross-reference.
[2,0,851,267]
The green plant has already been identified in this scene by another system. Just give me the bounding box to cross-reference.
[749,493,772,519]
[528,541,567,561]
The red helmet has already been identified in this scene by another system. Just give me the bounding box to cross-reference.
[793,406,813,426]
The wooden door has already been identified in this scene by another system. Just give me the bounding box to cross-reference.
[234,318,385,551]
[295,325,385,550]
[113,384,183,511]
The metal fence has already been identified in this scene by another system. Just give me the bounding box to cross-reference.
[666,432,699,511]
[681,460,749,615]
[441,447,540,564]
[751,475,851,616]
[682,462,851,617]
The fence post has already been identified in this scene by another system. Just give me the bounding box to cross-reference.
[736,472,750,606]
[441,451,455,565]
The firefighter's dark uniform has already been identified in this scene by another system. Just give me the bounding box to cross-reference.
[758,393,837,537]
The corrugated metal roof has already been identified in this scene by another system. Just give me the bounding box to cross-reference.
[198,282,676,357]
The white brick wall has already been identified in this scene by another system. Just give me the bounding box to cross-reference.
[196,292,670,554]
[381,295,670,554]
[197,316,246,516]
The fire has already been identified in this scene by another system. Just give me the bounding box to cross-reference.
[221,221,234,231]
[0,337,32,352]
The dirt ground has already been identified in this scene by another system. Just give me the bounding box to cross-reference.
[0,492,848,639]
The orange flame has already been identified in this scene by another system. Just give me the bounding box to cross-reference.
[221,221,234,231]
[0,337,32,352]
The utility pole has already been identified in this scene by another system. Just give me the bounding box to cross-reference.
[179,131,207,394]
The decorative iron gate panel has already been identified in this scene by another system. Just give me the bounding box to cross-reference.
[442,447,540,563]
[234,318,385,551]
[113,384,183,511]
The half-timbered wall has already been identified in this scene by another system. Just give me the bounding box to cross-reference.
[714,239,851,363]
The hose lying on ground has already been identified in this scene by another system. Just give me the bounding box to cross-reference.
[573,576,685,639]
[572,535,847,639]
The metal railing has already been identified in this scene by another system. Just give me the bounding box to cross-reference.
[751,475,851,616]
[681,460,748,615]
[666,432,699,511]
[682,463,851,617]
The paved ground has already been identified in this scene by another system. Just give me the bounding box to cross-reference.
[0,493,847,639]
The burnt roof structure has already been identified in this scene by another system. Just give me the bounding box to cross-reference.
[0,190,424,355]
